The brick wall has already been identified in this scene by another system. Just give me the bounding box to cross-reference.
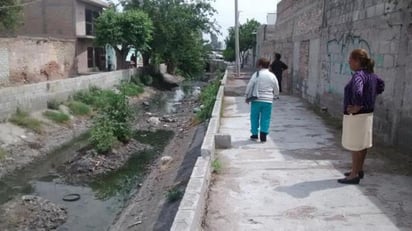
[0,37,76,86]
[15,0,75,38]
[0,69,138,121]
[257,0,412,151]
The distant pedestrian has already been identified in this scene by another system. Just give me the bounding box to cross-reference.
[338,48,385,184]
[245,57,279,142]
[130,54,137,67]
[270,53,288,94]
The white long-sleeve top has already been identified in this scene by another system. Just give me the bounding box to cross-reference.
[245,68,279,103]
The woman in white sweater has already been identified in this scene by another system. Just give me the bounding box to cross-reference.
[245,58,279,142]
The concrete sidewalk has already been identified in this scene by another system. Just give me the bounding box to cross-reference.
[204,74,412,230]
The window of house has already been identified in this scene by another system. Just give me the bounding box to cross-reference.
[85,9,100,36]
[87,47,94,68]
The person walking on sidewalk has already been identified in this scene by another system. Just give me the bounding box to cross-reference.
[245,58,279,142]
[270,53,288,94]
[338,48,385,184]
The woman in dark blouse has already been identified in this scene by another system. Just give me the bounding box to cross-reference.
[338,49,385,184]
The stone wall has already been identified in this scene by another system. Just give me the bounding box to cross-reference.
[0,37,76,86]
[0,69,137,121]
[257,0,412,150]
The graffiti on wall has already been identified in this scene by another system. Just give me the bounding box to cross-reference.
[325,33,383,95]
[327,33,371,76]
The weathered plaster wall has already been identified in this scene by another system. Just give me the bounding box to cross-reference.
[257,0,412,150]
[0,37,76,86]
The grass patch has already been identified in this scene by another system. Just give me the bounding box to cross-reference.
[9,109,42,133]
[43,110,70,124]
[196,77,221,122]
[68,101,91,116]
[73,87,118,110]
[212,158,222,173]
[0,148,7,160]
[166,187,184,202]
[118,82,144,96]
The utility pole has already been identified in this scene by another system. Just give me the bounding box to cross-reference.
[235,0,240,77]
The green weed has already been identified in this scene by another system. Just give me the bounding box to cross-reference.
[118,82,144,96]
[196,78,221,122]
[43,110,70,124]
[0,148,7,160]
[212,158,222,173]
[9,109,42,133]
[166,187,184,202]
[68,101,91,116]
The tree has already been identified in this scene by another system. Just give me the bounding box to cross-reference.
[94,9,153,69]
[223,19,260,67]
[0,0,22,31]
[122,0,217,77]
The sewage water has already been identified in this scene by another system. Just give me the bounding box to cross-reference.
[0,83,202,230]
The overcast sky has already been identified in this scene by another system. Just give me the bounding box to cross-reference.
[212,0,280,40]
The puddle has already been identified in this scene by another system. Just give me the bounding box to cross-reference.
[0,130,174,231]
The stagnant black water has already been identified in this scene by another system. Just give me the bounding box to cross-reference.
[0,82,204,230]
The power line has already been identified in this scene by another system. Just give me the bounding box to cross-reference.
[0,0,42,10]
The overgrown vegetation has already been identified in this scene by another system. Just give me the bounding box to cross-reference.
[166,187,184,202]
[9,109,42,133]
[68,101,91,116]
[196,78,221,122]
[90,116,117,153]
[212,158,222,173]
[73,87,118,110]
[119,82,144,96]
[43,110,70,124]
[90,92,133,153]
[0,147,7,160]
[72,84,145,153]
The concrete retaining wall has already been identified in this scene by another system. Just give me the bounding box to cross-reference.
[0,69,137,121]
[170,69,228,231]
[256,0,412,151]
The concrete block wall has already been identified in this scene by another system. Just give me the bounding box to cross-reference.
[257,0,412,151]
[0,37,76,86]
[0,69,137,121]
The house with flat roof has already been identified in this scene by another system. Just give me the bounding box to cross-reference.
[0,0,110,85]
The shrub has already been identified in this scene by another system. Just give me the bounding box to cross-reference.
[43,110,70,124]
[212,158,222,173]
[90,116,117,153]
[166,187,183,202]
[102,93,133,142]
[68,101,91,116]
[89,92,133,153]
[9,109,42,133]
